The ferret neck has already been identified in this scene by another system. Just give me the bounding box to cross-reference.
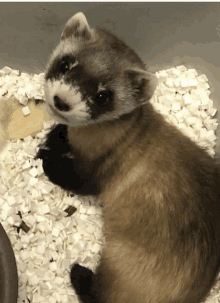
[67,106,142,160]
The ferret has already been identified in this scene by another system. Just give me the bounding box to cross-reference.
[36,12,220,303]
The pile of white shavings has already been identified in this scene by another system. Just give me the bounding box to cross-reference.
[151,65,218,158]
[0,65,219,303]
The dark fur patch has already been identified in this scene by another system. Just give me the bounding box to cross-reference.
[45,54,77,81]
[35,124,102,195]
[70,264,94,298]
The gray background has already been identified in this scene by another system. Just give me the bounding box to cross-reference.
[1,2,220,153]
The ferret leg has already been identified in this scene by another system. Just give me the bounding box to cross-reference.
[71,264,97,303]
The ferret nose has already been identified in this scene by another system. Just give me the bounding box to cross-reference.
[54,95,71,112]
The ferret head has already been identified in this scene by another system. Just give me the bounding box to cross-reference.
[44,12,158,127]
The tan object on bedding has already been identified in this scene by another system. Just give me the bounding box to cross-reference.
[0,97,53,142]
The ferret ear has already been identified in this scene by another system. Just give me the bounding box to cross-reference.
[124,69,158,102]
[61,12,92,41]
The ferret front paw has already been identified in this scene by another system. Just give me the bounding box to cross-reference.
[35,148,79,191]
[35,148,51,161]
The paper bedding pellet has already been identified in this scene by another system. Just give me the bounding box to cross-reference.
[0,65,219,303]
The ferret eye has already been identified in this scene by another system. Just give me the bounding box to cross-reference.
[60,58,78,74]
[60,61,69,74]
[96,91,112,106]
